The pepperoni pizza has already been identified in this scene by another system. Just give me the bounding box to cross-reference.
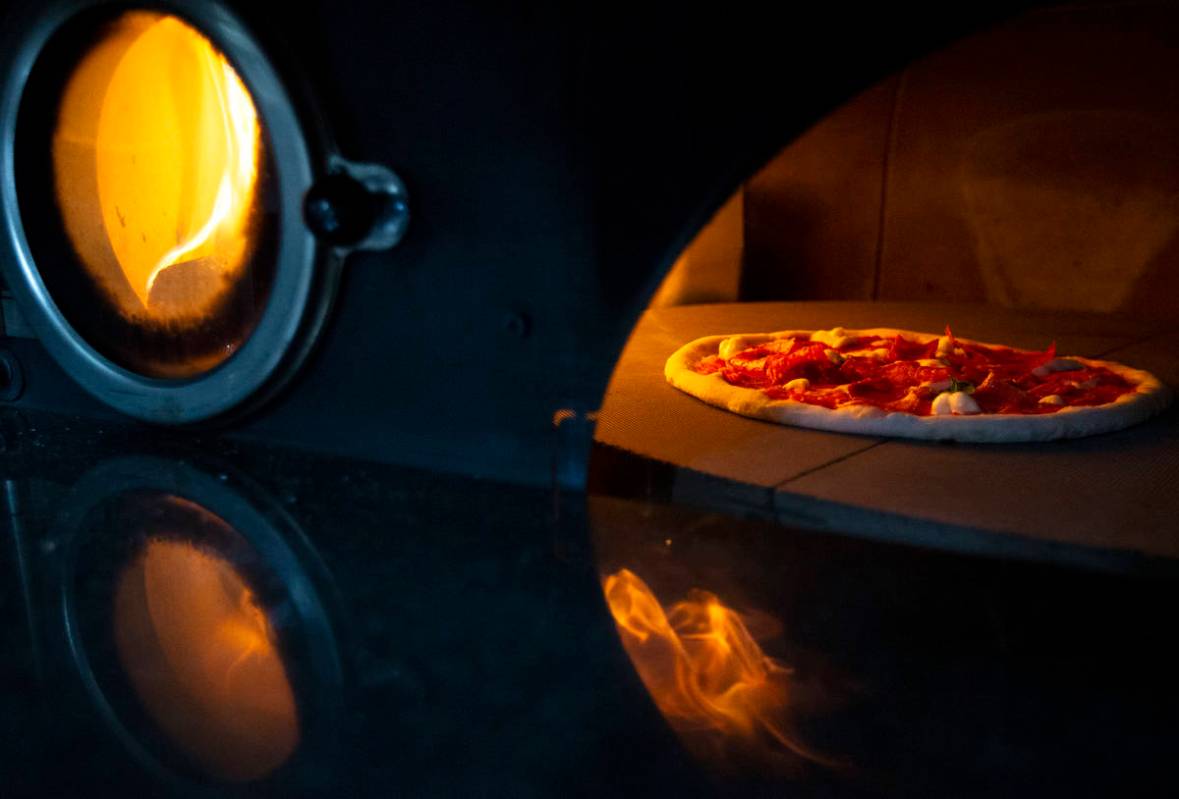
[664,326,1171,442]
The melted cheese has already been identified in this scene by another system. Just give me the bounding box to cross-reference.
[931,391,981,415]
[1032,358,1084,378]
[1039,394,1065,406]
[718,336,759,360]
[784,378,810,392]
[810,327,855,349]
[844,347,889,360]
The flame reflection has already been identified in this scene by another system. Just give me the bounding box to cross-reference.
[53,12,261,324]
[114,537,298,782]
[603,568,825,769]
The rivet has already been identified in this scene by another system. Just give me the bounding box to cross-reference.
[502,312,530,339]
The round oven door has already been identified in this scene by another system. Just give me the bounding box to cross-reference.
[0,1,405,422]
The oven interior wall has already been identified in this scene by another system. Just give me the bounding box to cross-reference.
[660,2,1179,319]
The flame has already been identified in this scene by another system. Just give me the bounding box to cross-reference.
[603,568,823,767]
[53,12,261,322]
[114,537,298,782]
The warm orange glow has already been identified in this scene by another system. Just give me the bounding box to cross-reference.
[53,12,261,323]
[114,537,298,782]
[603,568,823,767]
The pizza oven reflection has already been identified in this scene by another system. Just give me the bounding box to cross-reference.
[56,457,342,793]
[112,511,300,783]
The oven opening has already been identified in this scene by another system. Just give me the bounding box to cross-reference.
[8,3,292,391]
[588,2,1179,786]
[12,6,281,382]
[54,12,263,343]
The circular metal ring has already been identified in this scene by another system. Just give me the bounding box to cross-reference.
[0,0,326,424]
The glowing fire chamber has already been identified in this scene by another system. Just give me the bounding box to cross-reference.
[53,12,261,325]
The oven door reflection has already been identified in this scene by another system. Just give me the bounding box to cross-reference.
[112,502,298,782]
[57,457,341,794]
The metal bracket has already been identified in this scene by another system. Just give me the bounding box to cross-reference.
[304,157,410,254]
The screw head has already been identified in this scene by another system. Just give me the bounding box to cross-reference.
[303,164,410,251]
[502,312,531,339]
[304,173,380,246]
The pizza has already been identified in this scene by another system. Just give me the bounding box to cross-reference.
[665,326,1172,442]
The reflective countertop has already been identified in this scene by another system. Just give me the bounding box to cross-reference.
[2,408,1178,798]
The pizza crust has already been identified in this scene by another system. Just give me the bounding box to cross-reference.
[665,327,1173,442]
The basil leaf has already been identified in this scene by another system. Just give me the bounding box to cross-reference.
[949,377,975,394]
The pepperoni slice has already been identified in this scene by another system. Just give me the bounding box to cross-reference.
[887,334,937,361]
[847,376,907,403]
[971,371,1031,414]
[764,343,838,385]
[721,363,775,389]
[694,355,726,374]
[800,387,849,408]
[837,357,880,383]
[879,360,950,385]
[729,345,776,363]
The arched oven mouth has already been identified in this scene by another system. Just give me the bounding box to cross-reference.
[0,0,407,425]
[585,4,1179,783]
[589,0,1179,567]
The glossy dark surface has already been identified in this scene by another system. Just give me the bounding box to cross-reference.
[3,408,1179,797]
[0,409,695,798]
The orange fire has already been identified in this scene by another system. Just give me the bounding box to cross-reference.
[114,536,298,782]
[53,12,261,324]
[603,568,824,767]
